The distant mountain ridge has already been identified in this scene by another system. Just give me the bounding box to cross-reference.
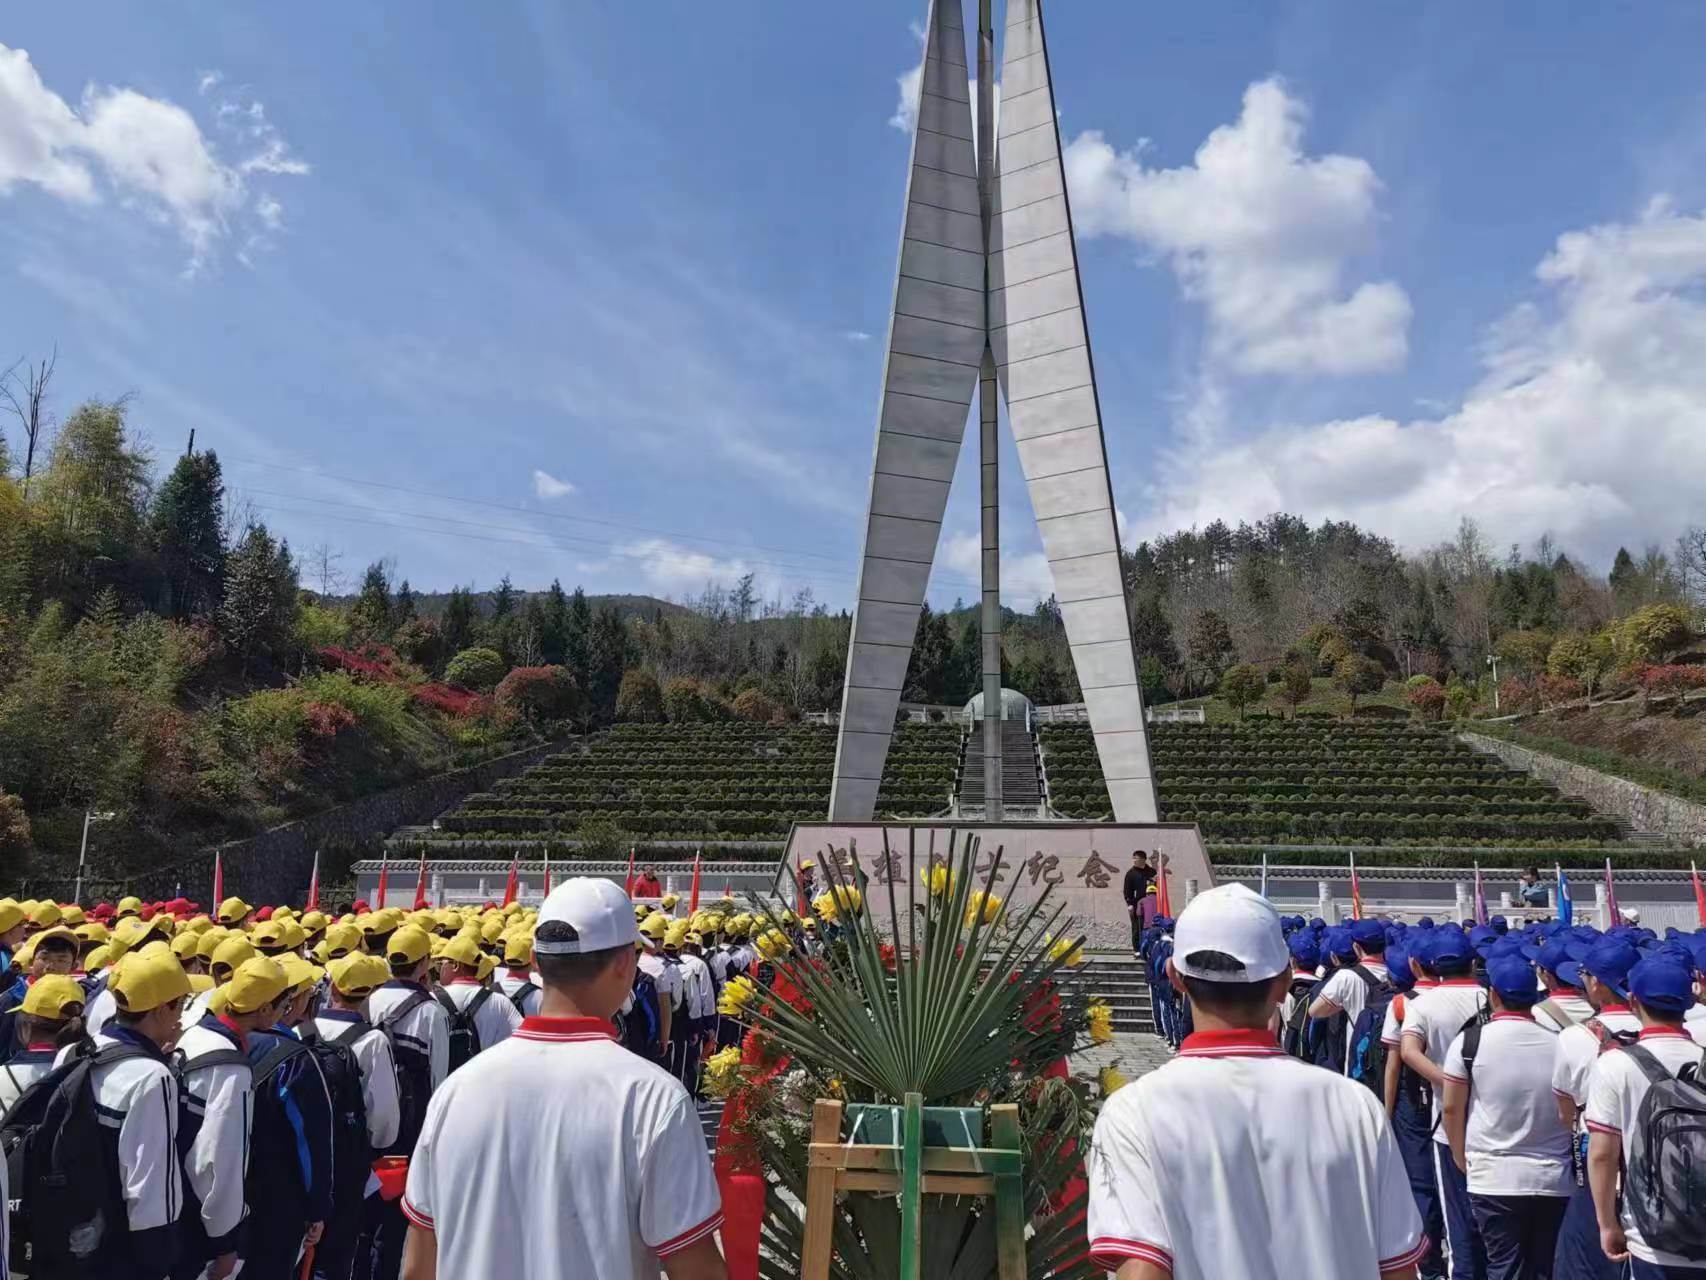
[319,589,693,622]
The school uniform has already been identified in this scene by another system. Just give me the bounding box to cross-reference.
[496,970,542,1018]
[243,1024,335,1280]
[174,1015,255,1274]
[367,978,452,1092]
[310,1009,400,1151]
[1583,1028,1706,1276]
[84,983,117,1036]
[637,950,683,1060]
[1383,982,1447,1280]
[1550,1006,1641,1280]
[363,979,451,1280]
[1318,958,1391,1071]
[0,1044,58,1111]
[1403,978,1490,1280]
[670,953,715,1091]
[404,1016,723,1278]
[1532,992,1594,1034]
[1088,1028,1428,1277]
[438,977,524,1057]
[1442,1012,1570,1280]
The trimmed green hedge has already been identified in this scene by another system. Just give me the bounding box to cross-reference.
[1466,721,1706,806]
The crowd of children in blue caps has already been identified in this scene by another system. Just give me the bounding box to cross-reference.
[1139,906,1706,1279]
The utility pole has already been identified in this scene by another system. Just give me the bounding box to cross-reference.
[73,809,115,904]
[1486,653,1500,714]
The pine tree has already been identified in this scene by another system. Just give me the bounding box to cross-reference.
[221,525,298,671]
[541,579,570,666]
[150,449,227,620]
[394,578,417,624]
[491,574,517,620]
[349,561,395,642]
[443,586,478,654]
[564,588,593,688]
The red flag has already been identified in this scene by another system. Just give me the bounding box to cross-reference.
[1603,857,1620,925]
[212,850,224,908]
[502,851,519,907]
[624,847,637,896]
[1156,863,1172,918]
[542,848,552,899]
[1350,849,1364,919]
[1692,861,1706,927]
[306,851,321,912]
[689,848,703,913]
[413,847,430,911]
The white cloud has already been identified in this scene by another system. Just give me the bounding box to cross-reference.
[939,529,1055,608]
[0,44,306,268]
[531,469,576,500]
[890,56,925,134]
[1064,78,1410,377]
[843,329,874,343]
[1138,201,1706,565]
[616,537,762,597]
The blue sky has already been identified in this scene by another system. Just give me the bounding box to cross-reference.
[4,2,1705,606]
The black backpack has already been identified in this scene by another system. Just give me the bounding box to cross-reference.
[617,973,661,1059]
[298,1023,373,1235]
[376,989,434,1156]
[502,980,537,1019]
[433,987,493,1073]
[1620,1044,1706,1257]
[1281,975,1320,1060]
[1,1040,149,1276]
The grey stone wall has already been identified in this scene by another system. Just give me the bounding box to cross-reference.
[1460,732,1706,848]
[47,739,572,907]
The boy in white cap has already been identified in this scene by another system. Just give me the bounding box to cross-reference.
[1087,884,1426,1279]
[400,878,725,1280]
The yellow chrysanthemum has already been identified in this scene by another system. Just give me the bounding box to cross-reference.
[717,975,758,1017]
[1046,934,1085,967]
[703,1046,744,1098]
[1087,1000,1114,1045]
[811,891,840,923]
[1098,1065,1129,1097]
[753,927,792,961]
[920,864,951,896]
[963,890,1004,928]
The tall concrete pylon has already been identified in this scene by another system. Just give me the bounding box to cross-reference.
[828,0,1159,824]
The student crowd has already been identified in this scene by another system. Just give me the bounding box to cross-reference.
[1107,890,1706,1280]
[0,886,768,1279]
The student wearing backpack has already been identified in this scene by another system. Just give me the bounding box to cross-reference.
[244,957,336,1280]
[304,954,396,1280]
[174,957,293,1280]
[42,947,192,1278]
[433,934,522,1072]
[1528,940,1593,1034]
[1312,919,1394,1075]
[1087,885,1427,1279]
[1400,927,1490,1280]
[1584,957,1706,1276]
[496,935,542,1018]
[1440,955,1572,1280]
[1381,946,1448,1280]
[0,975,87,1111]
[365,924,451,1280]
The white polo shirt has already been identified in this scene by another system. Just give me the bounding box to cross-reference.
[1088,1029,1427,1278]
[1318,960,1390,1069]
[1584,1028,1706,1268]
[1400,978,1487,1142]
[1533,991,1594,1034]
[1379,981,1436,1049]
[496,971,542,1018]
[1441,1012,1570,1196]
[403,1015,722,1280]
[1551,1005,1642,1107]
[638,950,683,1014]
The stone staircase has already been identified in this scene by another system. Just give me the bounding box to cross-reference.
[1055,953,1154,1033]
[958,720,1043,810]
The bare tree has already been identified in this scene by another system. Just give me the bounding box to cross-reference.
[304,542,348,598]
[1,346,57,497]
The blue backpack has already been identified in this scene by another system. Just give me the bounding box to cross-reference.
[1347,981,1400,1090]
[619,973,662,1058]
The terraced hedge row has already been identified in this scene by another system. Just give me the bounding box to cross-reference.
[1041,720,1624,848]
[422,721,959,846]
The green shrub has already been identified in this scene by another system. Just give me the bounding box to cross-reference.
[444,646,507,692]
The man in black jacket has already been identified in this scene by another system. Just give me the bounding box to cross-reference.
[1122,852,1154,951]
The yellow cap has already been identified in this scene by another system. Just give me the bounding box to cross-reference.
[108,917,149,959]
[272,906,296,922]
[440,934,482,968]
[83,945,113,973]
[115,896,143,917]
[277,953,321,995]
[685,931,704,946]
[502,934,533,966]
[327,953,387,997]
[21,974,87,1019]
[75,921,110,944]
[661,893,679,910]
[387,925,433,966]
[109,949,191,1014]
[216,898,252,925]
[475,953,497,982]
[322,923,362,958]
[408,910,436,931]
[226,957,290,1014]
[28,902,62,928]
[248,920,286,950]
[480,917,505,944]
[279,920,307,950]
[184,915,213,933]
[639,914,668,940]
[311,941,330,965]
[59,905,86,926]
[187,973,215,993]
[195,928,231,961]
[0,901,24,934]
[170,931,202,960]
[207,985,231,1016]
[633,904,650,921]
[432,909,460,933]
[209,935,258,976]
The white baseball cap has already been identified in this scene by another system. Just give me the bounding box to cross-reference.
[535,879,640,955]
[1171,884,1288,983]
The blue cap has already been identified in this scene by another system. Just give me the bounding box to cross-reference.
[1289,935,1321,969]
[1426,928,1472,967]
[1416,916,1435,929]
[1490,915,1509,934]
[1628,957,1695,1016]
[1485,955,1541,1006]
[1349,919,1386,947]
[1324,928,1356,961]
[1532,939,1573,977]
[1385,946,1415,991]
[1579,938,1640,997]
[1468,925,1500,951]
[1309,917,1327,931]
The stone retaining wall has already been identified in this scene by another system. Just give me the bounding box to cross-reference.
[1460,731,1706,848]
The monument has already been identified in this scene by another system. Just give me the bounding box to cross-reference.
[829,0,1158,824]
